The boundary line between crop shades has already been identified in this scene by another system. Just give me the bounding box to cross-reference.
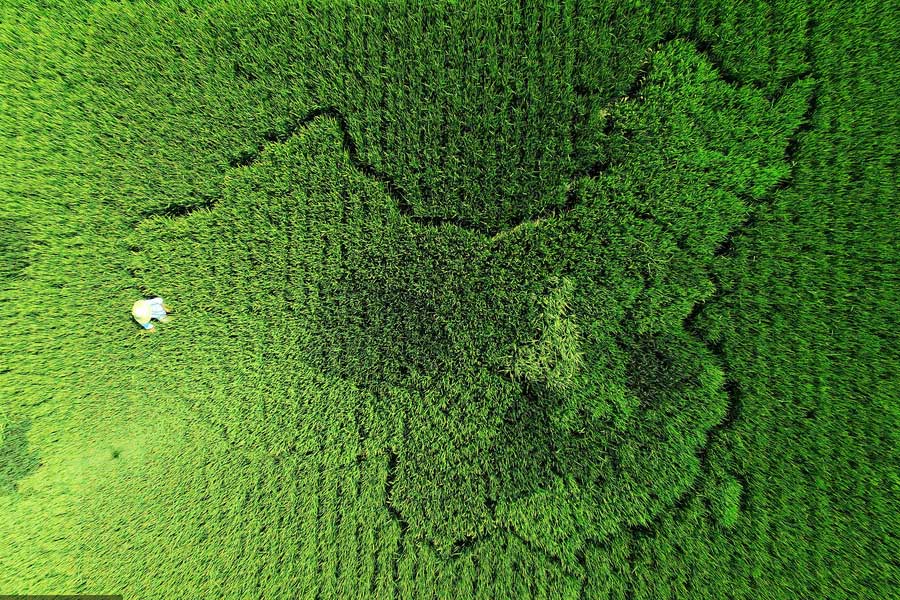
[193,106,578,238]
[144,35,812,239]
[617,23,818,600]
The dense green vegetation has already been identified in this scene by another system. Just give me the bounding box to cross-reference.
[1,0,897,598]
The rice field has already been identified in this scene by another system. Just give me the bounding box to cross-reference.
[1,1,897,598]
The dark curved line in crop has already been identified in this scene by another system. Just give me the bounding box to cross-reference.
[620,33,817,582]
[147,32,812,239]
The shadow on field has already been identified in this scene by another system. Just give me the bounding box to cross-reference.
[0,418,41,495]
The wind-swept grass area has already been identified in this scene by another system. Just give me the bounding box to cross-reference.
[1,1,897,598]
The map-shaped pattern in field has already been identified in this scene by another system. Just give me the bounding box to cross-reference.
[130,39,813,556]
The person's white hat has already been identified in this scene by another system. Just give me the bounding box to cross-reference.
[132,300,152,325]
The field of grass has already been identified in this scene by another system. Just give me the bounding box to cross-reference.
[1,0,897,598]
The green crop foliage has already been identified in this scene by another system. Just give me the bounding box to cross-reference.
[1,0,897,598]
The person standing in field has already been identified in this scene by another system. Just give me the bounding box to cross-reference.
[132,297,171,330]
